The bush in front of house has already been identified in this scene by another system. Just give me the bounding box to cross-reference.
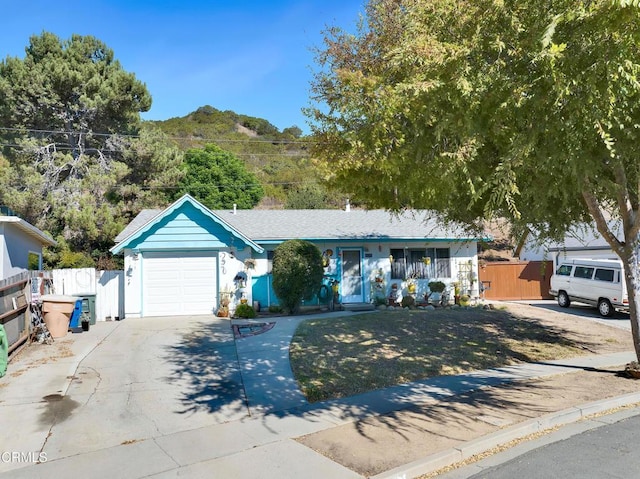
[428,281,446,293]
[401,295,415,308]
[234,303,257,319]
[272,239,324,314]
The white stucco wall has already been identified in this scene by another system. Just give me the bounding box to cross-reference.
[123,249,142,318]
[250,240,480,305]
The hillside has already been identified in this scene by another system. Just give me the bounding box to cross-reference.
[152,106,336,208]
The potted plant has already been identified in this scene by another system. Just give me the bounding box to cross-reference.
[243,258,256,271]
[217,297,230,317]
[453,281,461,304]
[459,294,471,307]
[233,272,247,290]
[427,280,447,306]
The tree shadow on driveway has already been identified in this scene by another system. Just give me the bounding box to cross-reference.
[162,319,249,418]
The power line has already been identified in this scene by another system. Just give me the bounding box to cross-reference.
[0,142,312,158]
[0,126,316,146]
[132,180,317,190]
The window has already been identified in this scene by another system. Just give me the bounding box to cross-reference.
[556,265,573,276]
[573,266,594,279]
[594,268,615,282]
[432,248,451,277]
[390,249,406,279]
[267,250,275,274]
[390,247,450,279]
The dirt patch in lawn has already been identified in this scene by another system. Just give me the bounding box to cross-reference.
[289,303,632,402]
[297,366,640,477]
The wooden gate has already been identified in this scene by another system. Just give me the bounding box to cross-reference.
[478,261,553,300]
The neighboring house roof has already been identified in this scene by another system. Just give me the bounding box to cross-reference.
[110,194,263,254]
[113,195,480,250]
[0,216,57,247]
[547,222,621,252]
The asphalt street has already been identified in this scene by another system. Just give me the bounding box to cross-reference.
[438,407,640,479]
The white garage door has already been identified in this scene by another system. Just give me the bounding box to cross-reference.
[142,251,217,317]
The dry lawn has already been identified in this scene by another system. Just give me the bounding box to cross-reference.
[289,305,632,402]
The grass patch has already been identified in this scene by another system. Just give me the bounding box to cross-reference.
[289,308,588,402]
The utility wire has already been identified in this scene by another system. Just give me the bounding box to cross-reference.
[131,180,318,190]
[0,126,316,146]
[0,142,312,157]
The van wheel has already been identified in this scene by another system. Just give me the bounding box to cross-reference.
[598,299,613,317]
[557,291,570,308]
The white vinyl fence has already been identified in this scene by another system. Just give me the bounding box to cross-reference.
[51,268,124,321]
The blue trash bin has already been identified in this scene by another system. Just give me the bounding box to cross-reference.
[69,299,83,330]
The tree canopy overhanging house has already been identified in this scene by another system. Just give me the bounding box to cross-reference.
[306,0,640,364]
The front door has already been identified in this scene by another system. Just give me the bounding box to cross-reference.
[341,249,363,303]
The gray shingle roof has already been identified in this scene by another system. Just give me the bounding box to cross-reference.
[114,207,477,246]
[547,222,622,251]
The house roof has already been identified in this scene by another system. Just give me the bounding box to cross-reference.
[114,197,480,248]
[110,195,263,254]
[547,222,621,252]
[0,216,57,247]
[210,209,476,242]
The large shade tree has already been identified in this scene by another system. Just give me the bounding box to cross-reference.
[174,144,263,209]
[0,32,166,265]
[307,0,640,362]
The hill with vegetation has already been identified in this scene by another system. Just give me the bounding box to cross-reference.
[152,105,337,209]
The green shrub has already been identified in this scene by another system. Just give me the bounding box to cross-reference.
[428,281,446,293]
[374,296,387,306]
[234,303,257,318]
[401,295,415,308]
[268,305,283,313]
[272,239,324,314]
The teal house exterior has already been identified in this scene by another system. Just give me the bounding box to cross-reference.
[111,195,483,318]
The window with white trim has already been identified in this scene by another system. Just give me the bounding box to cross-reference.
[390,248,451,279]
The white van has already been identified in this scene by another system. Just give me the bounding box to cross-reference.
[549,258,629,317]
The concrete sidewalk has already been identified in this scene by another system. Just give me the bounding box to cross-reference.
[1,312,639,479]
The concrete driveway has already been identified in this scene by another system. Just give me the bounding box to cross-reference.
[2,308,639,479]
[0,314,308,473]
[511,299,631,330]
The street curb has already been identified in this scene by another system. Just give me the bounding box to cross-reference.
[371,392,640,479]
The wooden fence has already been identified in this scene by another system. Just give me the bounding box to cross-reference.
[478,261,553,301]
[1,268,122,359]
[1,271,52,355]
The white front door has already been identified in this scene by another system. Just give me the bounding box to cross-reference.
[341,249,363,303]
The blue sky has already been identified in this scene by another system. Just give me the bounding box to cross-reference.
[1,1,366,133]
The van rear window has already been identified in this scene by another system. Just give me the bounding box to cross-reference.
[594,268,615,282]
[556,265,572,276]
[574,266,594,279]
